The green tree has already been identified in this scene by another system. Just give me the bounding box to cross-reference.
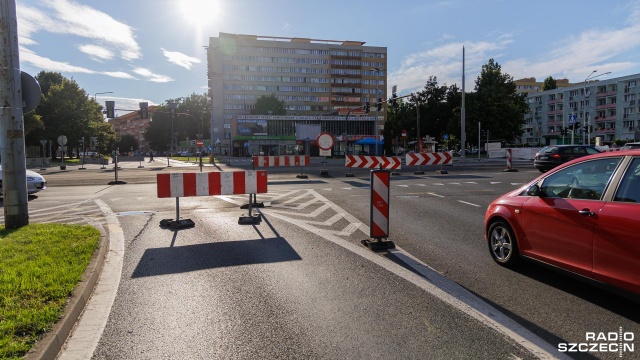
[143,93,211,151]
[251,93,286,115]
[27,71,110,158]
[470,58,527,144]
[542,76,557,91]
[116,134,139,153]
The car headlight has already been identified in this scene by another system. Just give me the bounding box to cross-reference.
[27,177,42,181]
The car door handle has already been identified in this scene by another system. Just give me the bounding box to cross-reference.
[578,209,595,217]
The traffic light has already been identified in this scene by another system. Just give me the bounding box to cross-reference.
[376,98,382,112]
[583,125,589,133]
[105,101,115,118]
[390,93,398,108]
[589,125,593,133]
[139,102,149,119]
[560,128,565,136]
[364,102,370,113]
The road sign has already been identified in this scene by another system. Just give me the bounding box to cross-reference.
[568,114,577,125]
[444,134,449,140]
[317,132,334,151]
[197,139,203,147]
[57,135,67,146]
[401,130,406,138]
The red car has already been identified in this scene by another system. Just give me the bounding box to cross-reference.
[484,149,640,298]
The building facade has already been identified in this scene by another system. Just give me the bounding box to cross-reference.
[207,33,387,151]
[108,106,158,151]
[515,77,573,95]
[522,73,640,145]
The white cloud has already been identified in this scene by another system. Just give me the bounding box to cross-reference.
[161,48,201,70]
[78,44,114,61]
[103,71,137,80]
[133,67,174,83]
[17,0,141,61]
[19,46,96,74]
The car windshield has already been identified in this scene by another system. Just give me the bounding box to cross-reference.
[538,158,622,200]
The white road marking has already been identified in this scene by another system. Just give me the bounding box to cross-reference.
[458,200,481,207]
[433,183,445,186]
[427,192,444,198]
[464,181,478,184]
[252,189,566,360]
[490,182,501,184]
[415,184,426,187]
[397,184,409,187]
[510,183,523,186]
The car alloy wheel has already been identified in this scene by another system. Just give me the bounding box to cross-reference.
[488,220,519,267]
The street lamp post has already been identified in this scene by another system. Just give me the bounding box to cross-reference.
[373,67,384,156]
[584,70,611,145]
[168,102,178,167]
[94,91,114,102]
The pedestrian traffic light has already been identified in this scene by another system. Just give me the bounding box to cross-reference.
[105,101,115,118]
[376,98,382,111]
[364,102,370,113]
[560,128,565,136]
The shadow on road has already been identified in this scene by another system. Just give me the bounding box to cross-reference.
[131,237,301,278]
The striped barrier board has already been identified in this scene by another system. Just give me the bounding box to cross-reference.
[405,152,452,166]
[157,171,267,198]
[253,155,310,167]
[345,155,401,169]
[362,170,395,250]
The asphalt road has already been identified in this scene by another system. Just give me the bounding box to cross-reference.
[15,158,640,359]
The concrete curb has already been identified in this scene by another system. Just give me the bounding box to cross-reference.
[25,222,109,360]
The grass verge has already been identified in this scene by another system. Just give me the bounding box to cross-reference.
[0,224,100,359]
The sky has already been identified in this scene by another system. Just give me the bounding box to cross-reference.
[13,0,640,113]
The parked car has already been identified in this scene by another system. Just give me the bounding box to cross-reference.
[0,166,47,195]
[620,142,640,150]
[484,150,640,298]
[533,145,600,172]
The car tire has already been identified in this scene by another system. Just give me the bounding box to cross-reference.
[488,220,519,267]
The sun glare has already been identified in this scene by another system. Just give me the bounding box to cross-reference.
[179,0,220,29]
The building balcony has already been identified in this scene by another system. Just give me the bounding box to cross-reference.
[547,98,563,104]
[547,121,563,126]
[547,110,563,115]
[596,90,617,97]
[595,103,616,110]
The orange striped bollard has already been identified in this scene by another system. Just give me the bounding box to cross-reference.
[362,169,395,250]
[503,148,518,172]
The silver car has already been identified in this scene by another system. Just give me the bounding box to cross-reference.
[0,166,47,195]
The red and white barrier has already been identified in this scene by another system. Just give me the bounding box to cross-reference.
[502,148,518,172]
[157,171,268,198]
[370,170,390,239]
[345,155,401,169]
[405,152,452,166]
[253,155,310,167]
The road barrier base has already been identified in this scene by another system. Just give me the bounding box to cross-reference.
[238,214,261,225]
[160,218,195,229]
[436,170,448,174]
[391,171,400,176]
[345,173,355,177]
[502,168,519,172]
[241,202,264,209]
[414,171,425,175]
[320,169,329,176]
[361,239,395,252]
[296,174,308,179]
[107,180,127,185]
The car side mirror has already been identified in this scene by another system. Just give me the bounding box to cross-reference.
[527,184,541,197]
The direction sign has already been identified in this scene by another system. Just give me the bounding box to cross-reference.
[57,135,67,146]
[316,132,334,151]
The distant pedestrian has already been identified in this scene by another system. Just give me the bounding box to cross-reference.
[149,151,154,162]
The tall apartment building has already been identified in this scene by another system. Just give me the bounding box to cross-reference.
[206,33,387,146]
[522,73,640,145]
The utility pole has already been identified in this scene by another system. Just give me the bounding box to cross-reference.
[0,0,29,228]
[461,46,466,158]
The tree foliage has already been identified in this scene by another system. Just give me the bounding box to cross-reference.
[468,58,527,144]
[542,76,557,91]
[116,134,139,153]
[143,93,211,151]
[251,93,286,115]
[27,71,113,158]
